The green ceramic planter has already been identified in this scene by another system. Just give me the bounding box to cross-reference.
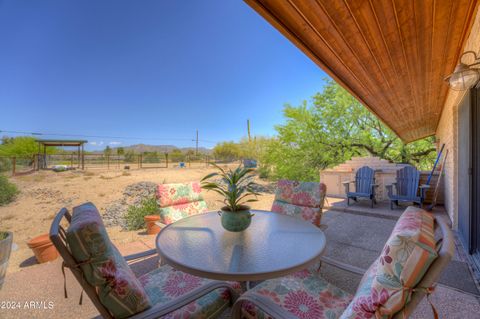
[219,206,253,232]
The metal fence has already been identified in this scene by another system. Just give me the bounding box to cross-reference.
[44,153,168,170]
[0,153,237,176]
[0,156,36,176]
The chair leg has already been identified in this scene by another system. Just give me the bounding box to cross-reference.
[390,201,393,210]
[347,197,350,206]
[371,198,374,208]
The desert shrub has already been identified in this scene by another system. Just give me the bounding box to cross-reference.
[124,151,136,163]
[0,232,8,240]
[257,164,271,180]
[0,175,18,206]
[125,197,159,230]
[0,157,12,173]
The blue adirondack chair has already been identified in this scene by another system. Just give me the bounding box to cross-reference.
[342,166,378,208]
[386,165,430,209]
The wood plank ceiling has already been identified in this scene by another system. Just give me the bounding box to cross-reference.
[245,0,479,142]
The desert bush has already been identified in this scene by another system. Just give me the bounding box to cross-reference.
[213,141,241,162]
[125,197,159,230]
[124,151,136,163]
[0,175,18,206]
[0,157,12,173]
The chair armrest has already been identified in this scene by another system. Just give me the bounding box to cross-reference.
[343,181,352,194]
[130,281,239,319]
[419,184,431,189]
[371,184,379,187]
[124,249,157,262]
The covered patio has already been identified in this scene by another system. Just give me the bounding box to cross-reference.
[2,0,480,318]
[35,139,88,170]
[1,204,478,319]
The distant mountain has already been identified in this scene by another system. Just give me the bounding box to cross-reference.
[106,144,213,154]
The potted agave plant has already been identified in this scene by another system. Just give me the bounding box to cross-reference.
[201,164,260,232]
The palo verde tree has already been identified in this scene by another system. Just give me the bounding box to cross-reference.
[260,80,437,181]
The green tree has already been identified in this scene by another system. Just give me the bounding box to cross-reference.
[169,149,185,162]
[104,146,112,157]
[124,150,136,163]
[0,136,56,157]
[117,147,125,155]
[213,141,241,162]
[259,80,437,181]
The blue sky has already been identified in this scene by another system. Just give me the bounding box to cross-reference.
[0,0,327,150]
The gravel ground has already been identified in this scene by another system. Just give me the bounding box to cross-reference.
[0,165,276,274]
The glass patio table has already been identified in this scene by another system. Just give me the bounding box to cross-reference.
[155,210,326,282]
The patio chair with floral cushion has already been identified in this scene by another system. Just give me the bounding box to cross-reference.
[271,180,327,228]
[50,202,240,319]
[232,206,454,319]
[156,182,208,227]
[270,180,328,275]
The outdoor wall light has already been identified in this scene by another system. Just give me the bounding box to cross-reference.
[445,51,480,91]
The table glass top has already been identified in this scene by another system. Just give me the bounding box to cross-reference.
[156,211,326,279]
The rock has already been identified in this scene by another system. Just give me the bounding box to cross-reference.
[102,181,158,228]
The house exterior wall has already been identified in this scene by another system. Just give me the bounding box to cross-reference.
[436,9,480,229]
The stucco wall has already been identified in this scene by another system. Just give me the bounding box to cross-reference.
[436,9,480,229]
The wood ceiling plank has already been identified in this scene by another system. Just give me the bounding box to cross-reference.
[244,0,479,142]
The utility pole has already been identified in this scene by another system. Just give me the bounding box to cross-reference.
[196,130,199,156]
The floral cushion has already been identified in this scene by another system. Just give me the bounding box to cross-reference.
[240,272,352,319]
[271,180,327,227]
[339,261,379,319]
[140,265,242,318]
[340,206,437,319]
[66,202,151,319]
[157,182,208,225]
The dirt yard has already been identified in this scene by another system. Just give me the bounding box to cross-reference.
[0,166,276,274]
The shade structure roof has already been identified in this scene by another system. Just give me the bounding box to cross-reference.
[35,139,88,147]
[245,0,479,142]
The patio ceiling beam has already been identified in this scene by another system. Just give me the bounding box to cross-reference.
[245,0,479,142]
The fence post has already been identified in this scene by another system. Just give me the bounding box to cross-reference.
[12,157,16,176]
[107,155,110,169]
[165,153,169,168]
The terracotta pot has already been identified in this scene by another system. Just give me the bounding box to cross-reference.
[144,215,161,235]
[27,234,58,263]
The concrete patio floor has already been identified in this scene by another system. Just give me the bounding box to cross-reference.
[1,201,479,318]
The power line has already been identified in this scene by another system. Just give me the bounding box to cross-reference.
[0,129,218,144]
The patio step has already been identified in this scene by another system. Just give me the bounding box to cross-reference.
[324,199,403,220]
